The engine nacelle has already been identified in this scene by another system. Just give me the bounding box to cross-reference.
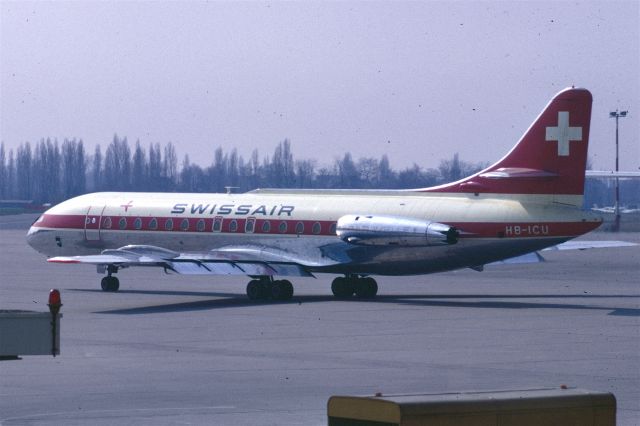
[336,215,458,246]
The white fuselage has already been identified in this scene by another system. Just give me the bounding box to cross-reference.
[27,190,601,276]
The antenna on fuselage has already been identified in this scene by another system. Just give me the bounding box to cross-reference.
[225,186,239,194]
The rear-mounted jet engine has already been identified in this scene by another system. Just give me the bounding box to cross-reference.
[336,215,458,246]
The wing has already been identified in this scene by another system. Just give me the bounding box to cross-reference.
[47,244,317,277]
[484,240,638,268]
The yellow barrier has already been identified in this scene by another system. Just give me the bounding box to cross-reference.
[327,387,615,426]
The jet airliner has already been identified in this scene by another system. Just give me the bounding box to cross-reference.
[27,87,604,300]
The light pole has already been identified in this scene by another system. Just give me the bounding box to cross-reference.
[609,109,628,232]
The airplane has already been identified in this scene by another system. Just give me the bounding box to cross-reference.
[27,87,606,301]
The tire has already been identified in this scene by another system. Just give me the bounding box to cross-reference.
[270,280,284,300]
[101,277,109,292]
[331,277,354,298]
[280,280,294,300]
[363,277,378,298]
[354,279,370,298]
[109,277,120,292]
[246,280,263,300]
[101,276,119,292]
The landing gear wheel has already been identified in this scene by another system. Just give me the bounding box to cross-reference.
[276,280,294,300]
[101,276,120,292]
[331,277,354,298]
[355,277,378,298]
[269,280,294,301]
[281,280,294,300]
[269,280,284,300]
[247,280,265,300]
[247,278,293,301]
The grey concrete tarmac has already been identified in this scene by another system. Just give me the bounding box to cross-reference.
[1,222,638,425]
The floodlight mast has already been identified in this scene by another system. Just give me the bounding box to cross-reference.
[609,109,628,232]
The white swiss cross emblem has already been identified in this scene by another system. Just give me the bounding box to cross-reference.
[545,111,582,156]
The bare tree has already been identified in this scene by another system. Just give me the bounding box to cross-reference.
[92,145,103,191]
[104,134,131,190]
[336,153,359,188]
[16,142,32,200]
[163,142,178,190]
[61,138,86,199]
[0,143,6,199]
[132,140,146,190]
[271,139,295,187]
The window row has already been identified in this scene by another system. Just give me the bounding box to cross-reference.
[99,216,336,235]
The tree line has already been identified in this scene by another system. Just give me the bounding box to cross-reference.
[0,136,483,204]
[0,135,636,209]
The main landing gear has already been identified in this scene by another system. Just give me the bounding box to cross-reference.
[331,275,378,299]
[100,265,120,292]
[246,277,294,301]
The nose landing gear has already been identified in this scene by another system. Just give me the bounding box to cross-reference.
[100,265,120,292]
[331,275,378,299]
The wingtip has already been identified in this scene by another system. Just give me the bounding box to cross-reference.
[47,257,80,264]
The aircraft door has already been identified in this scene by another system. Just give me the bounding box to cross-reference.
[85,205,106,241]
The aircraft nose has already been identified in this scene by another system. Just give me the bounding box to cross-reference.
[26,225,39,249]
[26,216,47,252]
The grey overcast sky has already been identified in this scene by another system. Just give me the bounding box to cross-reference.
[1,1,638,171]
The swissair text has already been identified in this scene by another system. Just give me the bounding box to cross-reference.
[171,203,295,216]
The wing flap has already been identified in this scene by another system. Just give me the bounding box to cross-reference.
[48,244,315,277]
[168,260,312,277]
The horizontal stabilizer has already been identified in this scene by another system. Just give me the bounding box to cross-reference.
[544,240,638,251]
[586,170,640,179]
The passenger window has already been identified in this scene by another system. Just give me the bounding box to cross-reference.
[103,217,112,229]
[213,216,223,232]
[312,222,321,235]
[181,218,189,231]
[149,218,158,230]
[229,219,238,232]
[330,223,337,235]
[261,220,271,233]
[119,217,127,230]
[295,222,304,234]
[245,217,255,233]
[165,218,174,231]
[134,217,142,230]
[279,221,287,233]
[197,219,205,232]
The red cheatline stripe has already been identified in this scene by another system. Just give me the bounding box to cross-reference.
[34,214,337,236]
[32,214,601,239]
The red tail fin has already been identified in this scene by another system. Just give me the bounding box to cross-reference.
[422,87,592,201]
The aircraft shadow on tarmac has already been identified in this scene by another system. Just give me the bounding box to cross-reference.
[66,289,640,317]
